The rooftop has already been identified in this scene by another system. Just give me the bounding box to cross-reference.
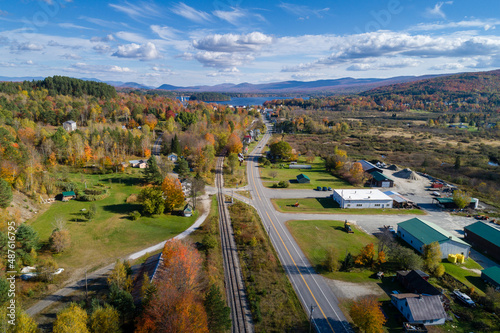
[334,189,393,201]
[357,160,381,172]
[481,266,500,284]
[370,171,393,182]
[398,218,470,246]
[296,173,310,181]
[406,295,446,321]
[465,221,500,248]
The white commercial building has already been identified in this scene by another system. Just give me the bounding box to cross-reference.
[333,189,393,209]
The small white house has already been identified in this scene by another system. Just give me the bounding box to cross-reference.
[167,153,178,162]
[391,293,446,325]
[63,120,77,132]
[397,218,471,259]
[333,189,393,209]
[129,159,147,168]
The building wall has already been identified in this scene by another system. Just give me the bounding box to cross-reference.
[464,231,500,262]
[333,192,393,209]
[398,226,470,258]
[392,297,446,326]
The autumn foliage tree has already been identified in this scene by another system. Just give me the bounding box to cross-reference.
[49,229,71,253]
[355,243,375,267]
[89,304,121,333]
[226,133,243,154]
[53,303,90,333]
[136,240,208,333]
[423,241,444,277]
[161,175,185,212]
[350,296,386,333]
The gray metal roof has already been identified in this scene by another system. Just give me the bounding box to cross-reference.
[402,295,446,321]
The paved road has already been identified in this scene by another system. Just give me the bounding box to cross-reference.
[246,125,352,333]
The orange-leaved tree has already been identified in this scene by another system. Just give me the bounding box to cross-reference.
[349,296,386,333]
[226,133,243,154]
[355,243,375,267]
[161,175,185,212]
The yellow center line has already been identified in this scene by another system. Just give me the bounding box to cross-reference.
[250,147,336,333]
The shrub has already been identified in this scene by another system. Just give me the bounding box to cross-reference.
[129,211,141,220]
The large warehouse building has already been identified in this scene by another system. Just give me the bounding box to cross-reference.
[464,222,500,262]
[333,189,393,209]
[397,218,471,259]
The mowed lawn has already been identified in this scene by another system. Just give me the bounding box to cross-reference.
[30,171,198,270]
[260,156,354,189]
[286,220,378,282]
[273,198,426,215]
[442,261,487,296]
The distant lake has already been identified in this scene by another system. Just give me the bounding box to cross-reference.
[207,96,309,106]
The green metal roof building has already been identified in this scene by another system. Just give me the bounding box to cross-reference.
[481,266,500,289]
[296,173,311,183]
[369,171,394,187]
[397,218,471,259]
[464,222,500,262]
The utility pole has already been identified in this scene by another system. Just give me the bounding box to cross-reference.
[85,270,88,303]
[309,304,316,333]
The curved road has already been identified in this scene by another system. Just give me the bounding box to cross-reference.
[246,125,352,333]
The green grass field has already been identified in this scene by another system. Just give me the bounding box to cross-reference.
[286,220,379,282]
[260,156,354,189]
[30,171,198,270]
[442,261,487,295]
[272,198,426,215]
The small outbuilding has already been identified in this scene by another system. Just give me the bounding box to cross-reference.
[62,191,76,202]
[167,153,178,162]
[464,222,500,262]
[289,164,312,169]
[397,218,471,259]
[481,266,500,289]
[333,189,393,209]
[433,197,479,210]
[296,174,311,184]
[63,120,77,132]
[183,204,193,217]
[370,171,394,188]
[383,190,414,208]
[129,159,147,168]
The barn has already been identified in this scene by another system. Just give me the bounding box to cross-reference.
[357,160,383,173]
[481,266,500,289]
[296,174,310,183]
[369,171,394,188]
[464,222,500,262]
[397,218,471,259]
[333,189,393,209]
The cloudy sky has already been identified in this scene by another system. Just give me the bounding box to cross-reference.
[1,0,500,87]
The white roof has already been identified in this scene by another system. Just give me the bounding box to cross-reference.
[334,189,392,201]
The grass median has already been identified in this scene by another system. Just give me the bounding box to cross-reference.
[272,198,426,215]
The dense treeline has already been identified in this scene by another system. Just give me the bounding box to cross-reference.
[189,92,230,101]
[0,76,116,99]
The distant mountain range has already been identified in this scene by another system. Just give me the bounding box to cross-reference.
[0,73,452,94]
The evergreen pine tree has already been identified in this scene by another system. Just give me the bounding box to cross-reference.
[204,284,231,333]
[171,134,181,156]
[143,157,163,184]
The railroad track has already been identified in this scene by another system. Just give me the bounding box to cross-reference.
[215,155,253,333]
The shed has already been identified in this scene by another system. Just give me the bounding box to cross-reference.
[63,120,77,132]
[383,190,414,208]
[433,197,479,210]
[62,191,76,202]
[183,204,193,217]
[481,266,500,289]
[370,171,394,188]
[289,164,312,169]
[333,189,393,209]
[296,174,311,184]
[396,270,441,296]
[464,222,500,262]
[397,218,471,259]
[391,294,446,325]
[357,160,383,173]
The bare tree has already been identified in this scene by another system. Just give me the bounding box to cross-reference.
[269,170,279,179]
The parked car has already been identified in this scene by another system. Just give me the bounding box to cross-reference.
[322,187,328,191]
[21,273,37,281]
[316,186,322,191]
[328,187,332,191]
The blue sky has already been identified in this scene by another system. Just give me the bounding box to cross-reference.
[1,0,500,86]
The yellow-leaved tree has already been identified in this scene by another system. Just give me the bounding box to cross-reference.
[161,176,185,212]
[53,303,89,333]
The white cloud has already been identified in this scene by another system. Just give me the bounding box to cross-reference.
[193,52,254,68]
[10,41,44,51]
[25,60,34,65]
[426,1,453,19]
[62,53,81,60]
[212,8,265,26]
[172,3,210,23]
[109,1,162,20]
[70,62,133,73]
[207,67,240,77]
[278,3,329,20]
[429,63,464,70]
[93,44,111,53]
[112,42,161,60]
[410,19,500,32]
[115,31,145,43]
[193,32,273,52]
[58,23,95,30]
[91,34,115,43]
[151,25,179,40]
